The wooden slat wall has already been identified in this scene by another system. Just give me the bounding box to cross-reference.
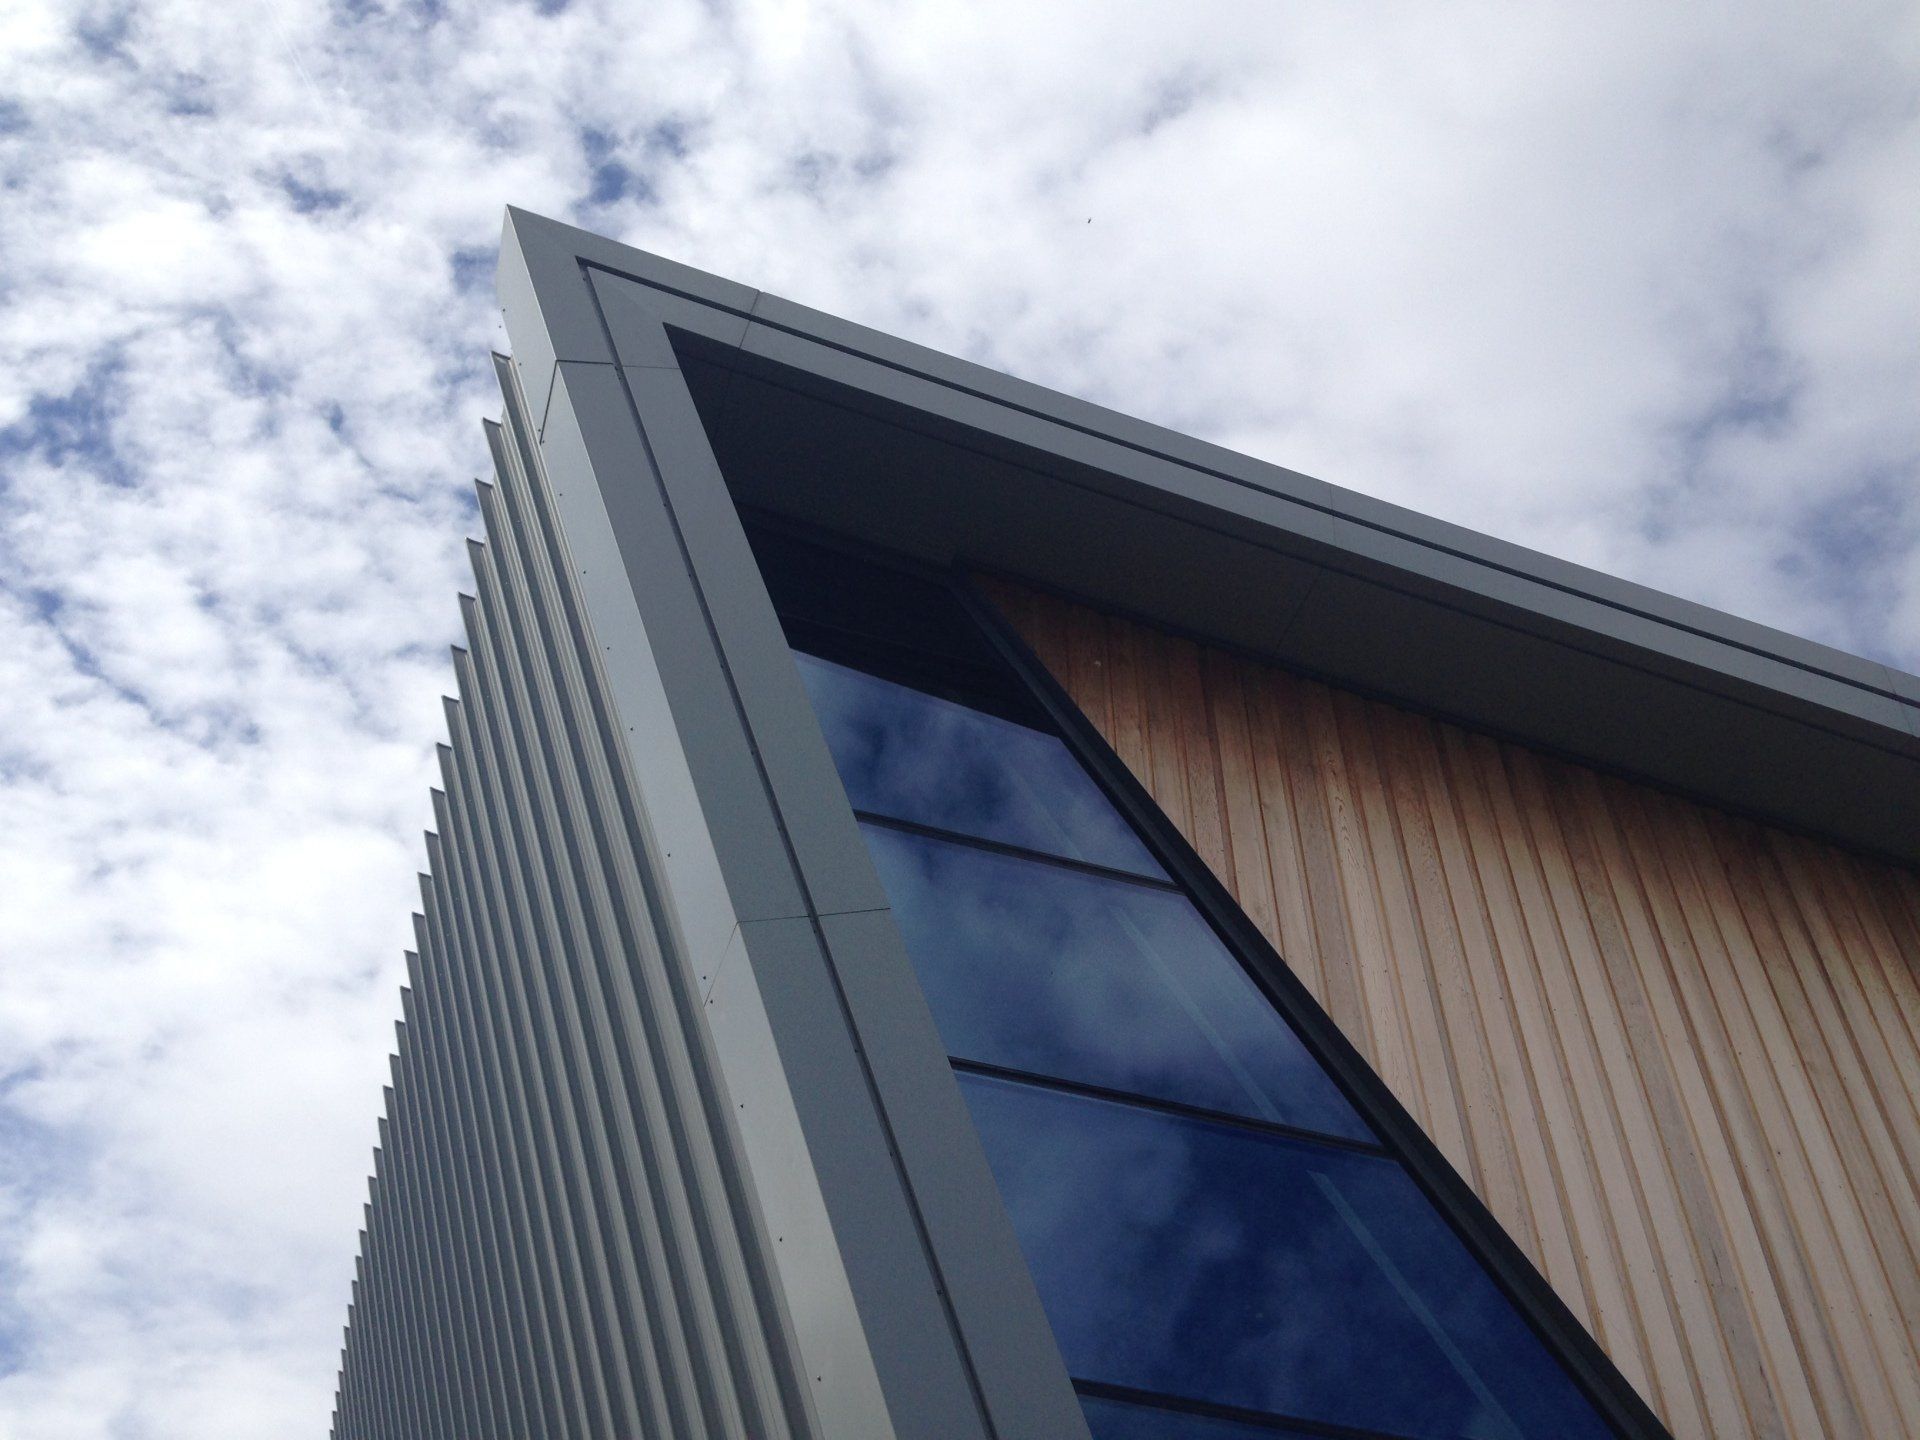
[984,577,1920,1440]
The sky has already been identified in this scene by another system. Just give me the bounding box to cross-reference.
[0,1,1915,1435]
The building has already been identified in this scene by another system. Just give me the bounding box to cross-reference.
[330,208,1920,1440]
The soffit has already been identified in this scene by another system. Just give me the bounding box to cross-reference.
[497,209,1920,865]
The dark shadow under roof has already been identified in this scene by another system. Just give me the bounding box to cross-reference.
[498,208,1920,866]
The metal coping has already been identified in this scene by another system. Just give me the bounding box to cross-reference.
[497,206,1920,863]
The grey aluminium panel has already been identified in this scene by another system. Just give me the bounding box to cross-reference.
[493,208,1920,865]
[524,359,1002,1437]
[496,210,1091,1440]
[413,856,536,1440]
[467,532,675,1436]
[478,462,765,1437]
[433,731,586,1440]
[487,405,810,1436]
[364,1166,419,1440]
[700,327,1920,854]
[393,978,492,1440]
[424,806,553,1438]
[439,683,603,1440]
[457,566,654,1439]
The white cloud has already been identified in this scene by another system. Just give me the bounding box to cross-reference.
[0,0,1914,1434]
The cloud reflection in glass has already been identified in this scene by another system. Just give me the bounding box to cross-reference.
[963,1074,1614,1440]
[1080,1393,1327,1438]
[794,642,1612,1440]
[862,821,1370,1143]
[794,650,1165,878]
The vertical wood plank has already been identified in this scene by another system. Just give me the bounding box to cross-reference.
[1099,609,1152,788]
[1271,667,1373,1053]
[1607,780,1844,1440]
[1479,740,1706,1434]
[1333,689,1474,1170]
[1242,661,1327,1001]
[1203,647,1282,957]
[1400,714,1589,1311]
[1567,768,1789,1438]
[1678,801,1912,1438]
[1442,722,1659,1399]
[982,579,1920,1440]
[1165,634,1234,890]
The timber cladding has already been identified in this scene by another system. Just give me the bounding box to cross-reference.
[982,576,1920,1440]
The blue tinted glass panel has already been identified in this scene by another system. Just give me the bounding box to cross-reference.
[1081,1394,1324,1439]
[863,823,1369,1142]
[794,651,1164,878]
[962,1074,1613,1440]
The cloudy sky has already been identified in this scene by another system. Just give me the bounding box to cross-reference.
[0,1,1915,1434]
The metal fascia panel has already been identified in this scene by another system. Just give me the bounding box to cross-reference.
[499,209,1919,864]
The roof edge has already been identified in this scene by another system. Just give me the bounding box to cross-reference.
[496,207,1920,863]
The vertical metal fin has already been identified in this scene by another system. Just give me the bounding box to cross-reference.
[333,351,809,1438]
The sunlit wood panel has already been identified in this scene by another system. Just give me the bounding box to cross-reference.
[985,576,1920,1440]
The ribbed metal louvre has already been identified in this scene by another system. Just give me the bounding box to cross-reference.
[330,355,809,1440]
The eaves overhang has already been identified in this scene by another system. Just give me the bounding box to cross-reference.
[498,206,1920,867]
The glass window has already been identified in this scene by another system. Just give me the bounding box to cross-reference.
[862,821,1369,1142]
[1080,1393,1327,1439]
[754,530,1619,1440]
[795,650,1165,879]
[961,1073,1614,1440]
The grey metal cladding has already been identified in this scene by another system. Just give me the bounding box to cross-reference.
[432,727,589,1440]
[493,206,1920,863]
[494,223,1087,1440]
[335,346,831,1433]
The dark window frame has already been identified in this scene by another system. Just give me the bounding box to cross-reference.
[744,508,1675,1440]
[1078,1375,1432,1439]
[849,813,1377,1146]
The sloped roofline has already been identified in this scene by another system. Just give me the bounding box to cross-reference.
[496,206,1920,864]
